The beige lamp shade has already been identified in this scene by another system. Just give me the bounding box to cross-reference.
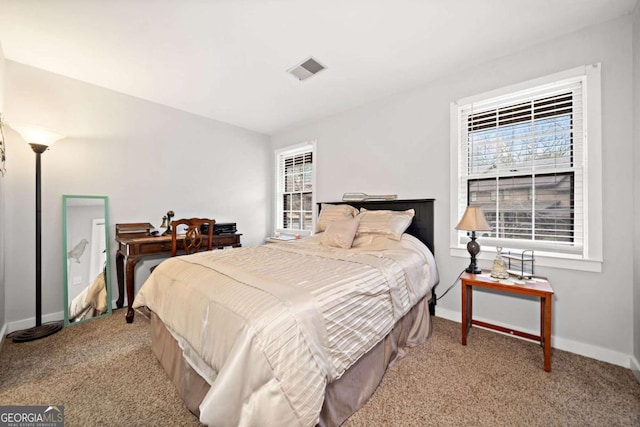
[455,206,492,231]
[10,124,65,147]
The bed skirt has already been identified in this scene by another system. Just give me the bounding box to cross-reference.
[149,292,433,426]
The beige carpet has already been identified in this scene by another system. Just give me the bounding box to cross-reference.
[1,309,638,426]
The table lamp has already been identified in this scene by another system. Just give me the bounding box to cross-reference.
[455,206,492,274]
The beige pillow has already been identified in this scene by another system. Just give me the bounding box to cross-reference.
[316,203,359,232]
[321,216,360,249]
[356,208,415,240]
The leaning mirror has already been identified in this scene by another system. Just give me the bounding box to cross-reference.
[63,195,111,325]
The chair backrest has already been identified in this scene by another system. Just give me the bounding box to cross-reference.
[170,218,216,256]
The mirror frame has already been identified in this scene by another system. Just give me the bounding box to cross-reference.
[62,195,112,326]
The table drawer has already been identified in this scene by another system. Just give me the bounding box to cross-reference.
[138,242,173,254]
[213,234,240,247]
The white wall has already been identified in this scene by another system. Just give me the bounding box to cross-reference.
[0,43,6,335]
[3,61,270,328]
[271,16,635,367]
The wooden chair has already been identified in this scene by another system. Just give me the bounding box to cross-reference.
[170,218,216,257]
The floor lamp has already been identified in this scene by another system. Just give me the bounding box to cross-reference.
[10,124,65,343]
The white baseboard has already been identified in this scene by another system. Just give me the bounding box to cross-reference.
[6,311,64,334]
[435,307,632,369]
[631,356,640,383]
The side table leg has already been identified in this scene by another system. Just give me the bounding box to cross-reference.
[543,296,552,372]
[116,252,125,309]
[462,283,470,345]
[540,296,545,346]
[125,257,138,323]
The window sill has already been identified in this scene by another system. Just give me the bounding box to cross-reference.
[449,246,602,273]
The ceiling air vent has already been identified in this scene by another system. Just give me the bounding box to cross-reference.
[287,57,326,81]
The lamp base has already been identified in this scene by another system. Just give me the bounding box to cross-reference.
[11,321,63,343]
[465,231,483,275]
[465,266,483,275]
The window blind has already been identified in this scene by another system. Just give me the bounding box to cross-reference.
[458,77,585,254]
[277,145,314,231]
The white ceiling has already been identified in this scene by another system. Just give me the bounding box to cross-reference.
[0,0,637,135]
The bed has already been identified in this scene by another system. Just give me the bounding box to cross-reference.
[133,199,438,426]
[68,268,108,322]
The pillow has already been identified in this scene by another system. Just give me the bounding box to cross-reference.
[316,203,359,232]
[321,216,360,249]
[356,208,415,240]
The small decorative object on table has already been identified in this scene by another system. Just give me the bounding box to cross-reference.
[490,246,509,279]
[160,210,175,236]
[503,249,535,279]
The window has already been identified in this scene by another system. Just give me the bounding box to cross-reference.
[450,65,602,270]
[275,142,315,233]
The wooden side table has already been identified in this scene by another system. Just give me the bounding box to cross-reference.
[460,271,555,372]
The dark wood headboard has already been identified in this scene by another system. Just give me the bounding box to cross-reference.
[319,199,435,253]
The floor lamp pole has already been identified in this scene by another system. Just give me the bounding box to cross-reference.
[35,144,42,326]
[12,143,63,342]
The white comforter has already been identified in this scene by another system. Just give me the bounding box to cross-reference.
[133,233,438,427]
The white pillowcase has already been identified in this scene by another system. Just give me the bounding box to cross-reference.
[316,203,359,232]
[321,216,360,249]
[356,208,415,240]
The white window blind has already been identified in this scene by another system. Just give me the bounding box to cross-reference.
[276,143,314,232]
[457,77,585,255]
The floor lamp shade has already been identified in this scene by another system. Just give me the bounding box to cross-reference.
[11,124,65,147]
[455,206,492,274]
[10,124,65,343]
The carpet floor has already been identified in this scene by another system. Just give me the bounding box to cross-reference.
[1,309,638,426]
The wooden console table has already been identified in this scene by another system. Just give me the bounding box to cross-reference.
[460,271,554,372]
[115,223,242,323]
